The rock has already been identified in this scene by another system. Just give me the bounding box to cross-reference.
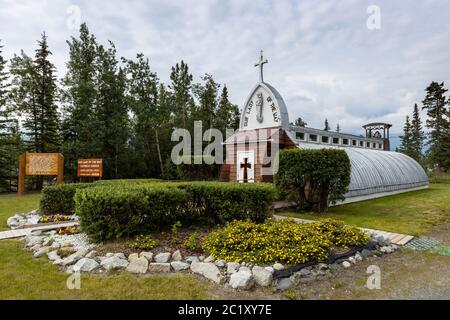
[348,257,356,264]
[185,256,199,264]
[30,244,41,252]
[128,253,139,262]
[7,216,19,228]
[276,277,295,291]
[198,255,205,261]
[229,270,254,290]
[42,237,54,247]
[33,246,51,258]
[171,250,183,261]
[106,253,114,258]
[25,235,45,248]
[273,263,284,271]
[61,248,90,266]
[126,257,149,274]
[53,258,63,265]
[139,252,153,261]
[51,242,61,250]
[73,258,99,273]
[264,266,274,274]
[47,250,60,261]
[317,263,328,271]
[114,252,127,260]
[214,260,226,268]
[190,262,223,284]
[342,261,351,268]
[171,261,190,271]
[154,252,171,263]
[252,266,273,287]
[297,268,312,277]
[85,250,97,259]
[361,249,374,258]
[100,256,129,270]
[148,263,171,273]
[239,266,251,273]
[355,253,363,261]
[226,262,240,274]
[204,256,214,263]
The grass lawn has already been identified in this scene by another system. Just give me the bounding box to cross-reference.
[0,240,207,299]
[278,183,450,236]
[0,192,42,230]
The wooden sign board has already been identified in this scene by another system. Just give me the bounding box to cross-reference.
[18,153,64,195]
[77,158,103,177]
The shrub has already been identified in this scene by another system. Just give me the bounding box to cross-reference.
[184,232,199,251]
[40,183,92,214]
[202,218,368,265]
[126,234,159,250]
[274,148,351,212]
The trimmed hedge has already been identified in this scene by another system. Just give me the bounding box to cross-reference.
[40,183,92,214]
[274,148,351,212]
[67,181,275,241]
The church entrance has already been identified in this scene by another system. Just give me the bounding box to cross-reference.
[237,151,254,183]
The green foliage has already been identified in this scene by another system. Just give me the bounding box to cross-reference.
[72,181,275,241]
[202,218,369,265]
[274,148,351,212]
[126,234,159,250]
[171,221,182,242]
[184,232,199,250]
[40,183,92,214]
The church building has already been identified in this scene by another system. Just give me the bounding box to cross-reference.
[220,52,428,204]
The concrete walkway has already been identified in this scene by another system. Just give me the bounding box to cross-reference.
[0,222,79,240]
[274,215,414,246]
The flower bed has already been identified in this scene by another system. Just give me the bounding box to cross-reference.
[202,218,369,265]
[39,214,74,224]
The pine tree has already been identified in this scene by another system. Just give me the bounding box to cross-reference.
[292,117,307,127]
[324,118,330,131]
[193,73,219,131]
[410,103,425,163]
[169,61,193,129]
[399,115,413,157]
[422,81,450,171]
[215,85,239,135]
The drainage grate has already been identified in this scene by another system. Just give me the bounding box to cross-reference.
[403,237,440,251]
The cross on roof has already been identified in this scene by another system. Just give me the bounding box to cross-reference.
[254,50,268,83]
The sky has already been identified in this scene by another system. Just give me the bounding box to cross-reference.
[1,0,449,143]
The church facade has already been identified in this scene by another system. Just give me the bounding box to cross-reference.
[220,52,429,203]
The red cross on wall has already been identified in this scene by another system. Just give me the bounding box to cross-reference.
[240,157,252,183]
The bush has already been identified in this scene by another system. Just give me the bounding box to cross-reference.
[202,218,369,265]
[274,149,351,212]
[40,183,92,214]
[126,235,159,250]
[184,232,199,251]
[74,181,276,241]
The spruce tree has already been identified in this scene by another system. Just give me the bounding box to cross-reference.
[215,85,239,134]
[399,115,413,157]
[169,61,193,129]
[422,81,450,171]
[324,118,330,131]
[292,117,307,127]
[410,103,425,163]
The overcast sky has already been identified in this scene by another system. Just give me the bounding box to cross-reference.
[1,0,449,138]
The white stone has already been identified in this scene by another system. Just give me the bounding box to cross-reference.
[73,258,99,273]
[273,263,284,270]
[148,263,171,273]
[126,257,149,274]
[106,253,114,257]
[190,262,223,284]
[47,250,60,261]
[114,252,127,260]
[252,266,273,287]
[33,246,51,258]
[276,277,295,291]
[128,253,139,262]
[226,262,240,274]
[61,248,90,266]
[239,266,251,273]
[348,257,356,264]
[355,253,363,262]
[139,252,153,261]
[85,250,97,259]
[229,270,254,290]
[185,256,199,264]
[100,256,129,270]
[198,255,205,261]
[342,261,351,268]
[171,250,183,261]
[264,266,274,274]
[214,260,226,268]
[171,261,190,271]
[204,255,214,263]
[154,252,171,263]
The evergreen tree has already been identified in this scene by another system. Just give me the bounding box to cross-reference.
[193,73,219,131]
[410,103,425,163]
[292,117,307,127]
[399,115,413,157]
[324,118,330,131]
[336,123,340,133]
[169,61,193,129]
[215,85,239,135]
[422,81,450,171]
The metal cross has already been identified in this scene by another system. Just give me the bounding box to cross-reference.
[254,50,268,83]
[240,157,252,183]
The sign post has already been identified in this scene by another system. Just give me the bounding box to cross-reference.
[77,158,103,179]
[18,153,64,195]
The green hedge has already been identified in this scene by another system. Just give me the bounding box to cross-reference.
[274,148,351,212]
[46,181,276,241]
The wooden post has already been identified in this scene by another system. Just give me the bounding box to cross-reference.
[18,153,26,196]
[57,154,64,185]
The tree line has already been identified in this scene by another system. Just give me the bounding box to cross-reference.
[0,24,240,192]
[398,81,450,171]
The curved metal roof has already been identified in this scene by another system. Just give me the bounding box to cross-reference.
[296,142,428,198]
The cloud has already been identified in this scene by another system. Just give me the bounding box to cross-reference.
[0,0,449,136]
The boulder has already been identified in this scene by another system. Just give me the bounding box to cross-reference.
[198,255,205,261]
[190,262,223,283]
[226,262,240,274]
[47,250,60,261]
[61,248,90,266]
[100,256,129,270]
[342,261,351,268]
[204,256,214,263]
[239,266,251,273]
[361,249,374,258]
[252,266,273,287]
[273,263,284,271]
[171,250,183,261]
[73,258,99,273]
[33,246,51,258]
[128,253,139,262]
[348,256,356,264]
[171,261,190,271]
[214,260,226,268]
[276,277,295,291]
[185,256,199,264]
[139,252,153,261]
[154,252,171,263]
[148,263,171,273]
[126,257,149,274]
[229,270,254,290]
[85,250,98,259]
[264,266,274,274]
[114,253,127,260]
